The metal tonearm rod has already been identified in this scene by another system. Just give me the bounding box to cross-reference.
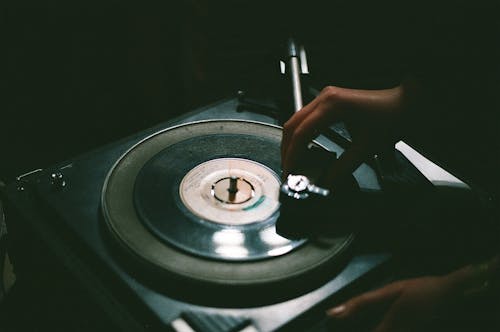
[281,38,309,112]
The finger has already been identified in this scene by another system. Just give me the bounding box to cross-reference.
[281,97,321,165]
[282,100,340,175]
[282,86,345,172]
[327,282,404,320]
[283,86,338,131]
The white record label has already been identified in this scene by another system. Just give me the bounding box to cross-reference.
[180,158,280,225]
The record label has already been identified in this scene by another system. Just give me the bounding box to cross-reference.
[179,158,280,225]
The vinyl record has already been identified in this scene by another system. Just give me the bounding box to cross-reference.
[102,120,354,291]
[132,125,309,261]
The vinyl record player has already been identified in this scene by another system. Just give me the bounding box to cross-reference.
[3,87,497,331]
[1,94,403,331]
[6,37,499,328]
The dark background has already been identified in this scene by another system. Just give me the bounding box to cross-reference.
[2,0,499,198]
[1,2,499,331]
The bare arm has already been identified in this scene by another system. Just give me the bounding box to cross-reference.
[326,255,499,332]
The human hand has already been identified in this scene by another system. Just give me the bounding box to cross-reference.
[281,85,404,187]
[326,258,499,332]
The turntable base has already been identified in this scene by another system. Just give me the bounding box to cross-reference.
[1,98,389,332]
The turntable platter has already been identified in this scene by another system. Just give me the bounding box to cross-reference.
[101,120,354,293]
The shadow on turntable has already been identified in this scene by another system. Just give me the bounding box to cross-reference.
[101,120,355,306]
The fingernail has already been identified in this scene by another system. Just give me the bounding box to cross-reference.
[327,304,346,317]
